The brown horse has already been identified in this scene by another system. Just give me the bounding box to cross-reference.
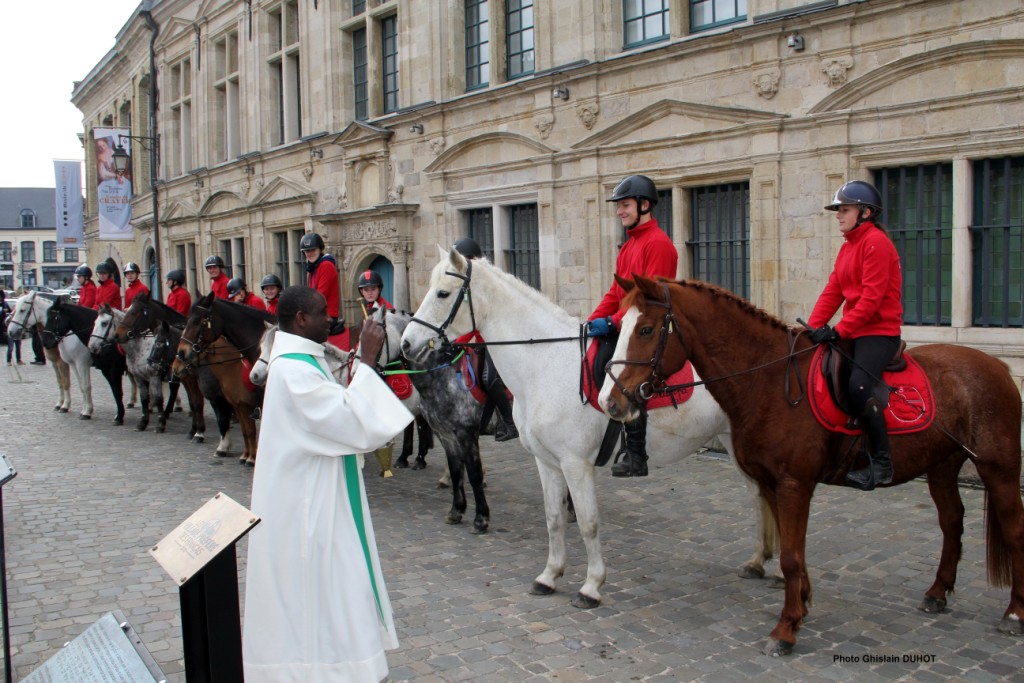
[172,301,261,466]
[600,275,1024,656]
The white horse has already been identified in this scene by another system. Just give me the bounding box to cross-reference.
[6,292,75,414]
[250,321,356,387]
[401,248,776,607]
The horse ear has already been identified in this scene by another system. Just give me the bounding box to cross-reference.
[449,247,468,271]
[615,275,635,292]
[631,274,662,298]
[436,244,448,260]
[264,321,274,331]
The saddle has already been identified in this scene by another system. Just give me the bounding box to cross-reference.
[452,332,508,405]
[580,338,694,412]
[808,341,934,435]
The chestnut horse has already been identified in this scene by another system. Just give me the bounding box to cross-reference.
[600,275,1024,656]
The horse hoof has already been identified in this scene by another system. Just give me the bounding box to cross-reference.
[472,520,490,535]
[59,408,69,414]
[446,512,463,525]
[113,419,124,426]
[412,460,427,471]
[126,403,136,409]
[239,457,248,465]
[738,564,766,580]
[245,460,255,468]
[997,614,1023,636]
[53,406,61,412]
[529,581,556,597]
[437,482,450,489]
[766,639,794,657]
[135,424,147,432]
[766,575,786,589]
[192,435,205,444]
[571,593,601,610]
[918,596,947,613]
[79,414,91,420]
[215,450,230,458]
[394,459,409,469]
[156,426,166,434]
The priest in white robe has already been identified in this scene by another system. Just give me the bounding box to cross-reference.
[243,286,414,683]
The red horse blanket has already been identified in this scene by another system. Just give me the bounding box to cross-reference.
[808,345,934,435]
[581,339,694,412]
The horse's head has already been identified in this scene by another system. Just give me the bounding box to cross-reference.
[7,291,42,341]
[176,292,221,372]
[89,304,120,354]
[250,322,277,387]
[116,290,153,342]
[401,246,475,363]
[599,275,691,422]
[149,321,178,374]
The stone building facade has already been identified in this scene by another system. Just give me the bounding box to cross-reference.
[72,0,1024,392]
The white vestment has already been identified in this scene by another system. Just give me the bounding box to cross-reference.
[243,330,414,683]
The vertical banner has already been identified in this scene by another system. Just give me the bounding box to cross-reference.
[93,127,134,240]
[53,161,84,248]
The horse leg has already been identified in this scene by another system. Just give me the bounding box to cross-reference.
[212,396,234,457]
[395,423,414,469]
[438,434,468,525]
[918,459,965,613]
[530,458,571,599]
[45,349,68,411]
[135,376,151,431]
[766,479,813,656]
[158,380,179,433]
[126,373,138,408]
[414,416,433,469]
[71,358,93,419]
[237,404,259,466]
[184,377,205,442]
[560,460,605,608]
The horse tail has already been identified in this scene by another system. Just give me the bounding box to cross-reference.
[984,491,1013,588]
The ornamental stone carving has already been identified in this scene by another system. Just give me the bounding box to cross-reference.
[576,102,600,129]
[753,70,780,99]
[343,218,399,243]
[821,57,853,88]
[430,137,446,156]
[534,113,554,139]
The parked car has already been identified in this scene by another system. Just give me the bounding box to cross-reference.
[51,285,81,304]
[21,285,56,294]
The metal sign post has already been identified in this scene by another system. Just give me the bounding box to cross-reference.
[0,454,16,683]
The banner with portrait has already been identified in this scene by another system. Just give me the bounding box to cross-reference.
[93,127,133,240]
[53,160,84,248]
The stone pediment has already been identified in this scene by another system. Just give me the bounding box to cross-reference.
[164,198,198,222]
[250,176,315,207]
[425,132,557,174]
[199,191,245,217]
[809,40,1024,114]
[333,121,393,151]
[155,16,198,51]
[572,99,786,149]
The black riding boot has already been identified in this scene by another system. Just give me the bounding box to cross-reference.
[611,413,648,477]
[490,382,518,442]
[846,398,893,491]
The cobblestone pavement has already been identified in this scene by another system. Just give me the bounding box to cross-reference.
[1,363,1023,682]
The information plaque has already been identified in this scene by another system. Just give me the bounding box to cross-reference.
[21,611,165,683]
[149,492,259,586]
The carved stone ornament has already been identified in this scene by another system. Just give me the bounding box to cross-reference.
[576,102,600,130]
[344,218,399,243]
[388,183,405,203]
[430,137,446,156]
[753,70,780,99]
[534,113,554,139]
[302,166,313,182]
[821,57,853,88]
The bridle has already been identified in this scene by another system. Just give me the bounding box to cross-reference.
[7,292,39,336]
[407,260,476,356]
[90,311,118,349]
[118,304,155,341]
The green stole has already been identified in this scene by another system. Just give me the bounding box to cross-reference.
[279,352,386,623]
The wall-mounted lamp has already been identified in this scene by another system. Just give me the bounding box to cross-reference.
[409,123,424,134]
[310,148,323,159]
[551,86,570,100]
[243,164,256,176]
[786,33,805,51]
[193,178,204,189]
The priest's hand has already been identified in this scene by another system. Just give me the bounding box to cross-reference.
[358,320,385,365]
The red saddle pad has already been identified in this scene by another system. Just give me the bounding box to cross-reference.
[807,345,934,435]
[581,339,694,412]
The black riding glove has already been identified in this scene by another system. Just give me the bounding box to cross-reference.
[809,325,840,344]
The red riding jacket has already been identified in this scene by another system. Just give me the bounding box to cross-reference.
[210,273,230,300]
[166,286,192,316]
[95,278,122,310]
[78,280,98,309]
[307,255,340,319]
[590,218,677,327]
[124,280,150,308]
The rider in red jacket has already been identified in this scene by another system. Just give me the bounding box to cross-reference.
[123,262,150,308]
[94,261,123,310]
[165,269,192,316]
[75,265,98,309]
[808,180,903,491]
[260,274,283,316]
[300,233,344,335]
[357,270,393,317]
[228,278,267,311]
[586,175,678,478]
[205,255,230,300]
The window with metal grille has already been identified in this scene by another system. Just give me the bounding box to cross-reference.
[875,164,952,326]
[466,208,495,261]
[653,188,673,239]
[353,28,368,121]
[624,0,669,48]
[688,182,749,297]
[43,241,57,263]
[690,0,746,32]
[506,203,540,289]
[971,156,1023,328]
[507,0,535,79]
[275,232,291,287]
[381,15,399,114]
[466,0,490,90]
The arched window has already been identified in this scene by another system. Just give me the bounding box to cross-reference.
[20,209,36,228]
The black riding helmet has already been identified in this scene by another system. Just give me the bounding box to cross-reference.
[825,180,883,214]
[358,270,384,289]
[452,237,483,260]
[123,261,141,274]
[299,232,325,253]
[166,269,186,286]
[227,278,247,297]
[260,274,283,290]
[75,264,93,279]
[607,174,658,215]
[205,255,226,269]
[95,261,115,275]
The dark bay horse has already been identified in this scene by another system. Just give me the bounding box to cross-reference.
[172,294,270,465]
[115,292,208,438]
[43,299,131,425]
[600,275,1024,656]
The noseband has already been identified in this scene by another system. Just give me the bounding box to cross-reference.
[408,260,477,355]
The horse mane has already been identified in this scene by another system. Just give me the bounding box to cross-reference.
[469,258,579,328]
[151,298,187,324]
[214,297,278,323]
[623,278,793,334]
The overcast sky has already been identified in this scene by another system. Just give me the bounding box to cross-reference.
[0,1,144,189]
